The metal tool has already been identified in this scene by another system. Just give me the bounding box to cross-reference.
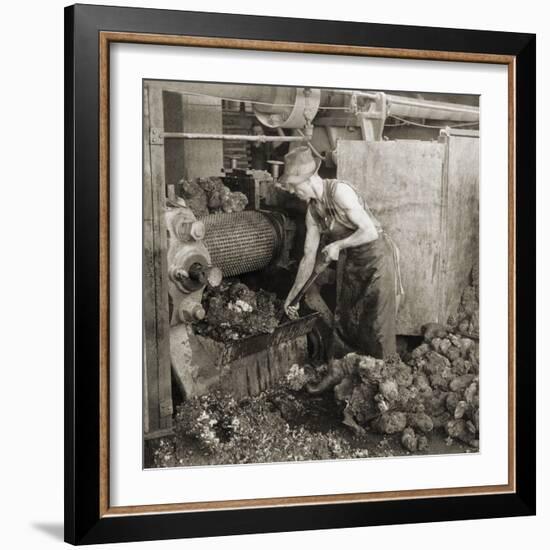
[279,251,333,323]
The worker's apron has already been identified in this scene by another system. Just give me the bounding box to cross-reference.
[333,232,398,359]
[309,179,403,360]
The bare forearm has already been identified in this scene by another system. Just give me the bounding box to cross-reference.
[287,254,316,302]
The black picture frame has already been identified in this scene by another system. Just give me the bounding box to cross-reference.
[65,3,536,545]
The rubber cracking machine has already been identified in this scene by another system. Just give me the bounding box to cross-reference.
[165,201,318,402]
[143,82,336,436]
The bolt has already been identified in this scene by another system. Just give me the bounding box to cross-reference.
[173,268,188,281]
[190,220,205,241]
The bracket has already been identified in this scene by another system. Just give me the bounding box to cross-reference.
[150,127,164,145]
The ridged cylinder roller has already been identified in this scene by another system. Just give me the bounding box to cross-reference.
[202,211,284,277]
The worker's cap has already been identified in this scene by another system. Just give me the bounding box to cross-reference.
[278,146,321,187]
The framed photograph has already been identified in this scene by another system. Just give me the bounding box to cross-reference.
[65,3,536,545]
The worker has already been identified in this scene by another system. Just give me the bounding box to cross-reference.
[280,146,403,359]
[249,122,288,170]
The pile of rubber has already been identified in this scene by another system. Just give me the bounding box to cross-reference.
[194,281,282,342]
[177,177,248,217]
[448,262,479,336]
[303,322,479,452]
[405,322,479,449]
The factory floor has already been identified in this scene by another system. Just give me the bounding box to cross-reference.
[145,381,474,469]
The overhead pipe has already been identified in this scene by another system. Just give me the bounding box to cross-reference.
[146,81,479,125]
[329,90,479,122]
[161,132,309,142]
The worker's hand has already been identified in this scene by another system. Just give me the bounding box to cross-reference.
[284,297,300,320]
[321,242,341,262]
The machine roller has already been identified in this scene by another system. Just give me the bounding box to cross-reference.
[202,210,285,277]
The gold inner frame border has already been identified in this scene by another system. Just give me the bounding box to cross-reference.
[98,31,516,518]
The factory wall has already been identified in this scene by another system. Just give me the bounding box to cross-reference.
[162,90,224,186]
[337,136,479,335]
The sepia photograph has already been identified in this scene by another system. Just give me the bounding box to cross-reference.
[143,80,480,469]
